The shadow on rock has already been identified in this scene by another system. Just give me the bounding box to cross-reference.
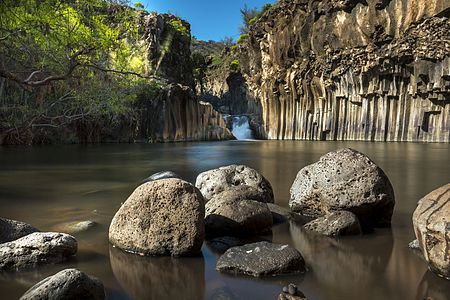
[109,246,205,300]
[289,221,393,289]
[415,270,450,300]
[206,232,273,255]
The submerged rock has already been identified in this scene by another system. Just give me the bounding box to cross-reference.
[267,203,308,225]
[206,236,243,254]
[195,165,274,203]
[205,196,273,238]
[0,232,77,271]
[109,179,205,256]
[413,183,450,279]
[0,217,39,243]
[303,211,362,237]
[216,241,305,277]
[54,220,97,234]
[279,283,307,300]
[20,268,105,300]
[290,148,395,228]
[142,171,181,183]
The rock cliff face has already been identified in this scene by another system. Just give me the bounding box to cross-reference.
[238,0,450,142]
[134,83,233,142]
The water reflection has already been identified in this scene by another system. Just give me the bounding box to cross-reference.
[290,222,393,292]
[109,246,205,300]
[416,271,450,300]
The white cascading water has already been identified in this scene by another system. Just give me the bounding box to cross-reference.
[231,115,254,140]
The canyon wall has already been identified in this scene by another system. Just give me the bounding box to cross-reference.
[239,0,450,142]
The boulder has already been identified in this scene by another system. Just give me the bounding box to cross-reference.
[290,148,395,228]
[303,211,362,237]
[0,232,77,271]
[413,183,450,279]
[216,241,305,277]
[142,171,181,183]
[195,165,274,203]
[408,239,420,251]
[0,217,39,243]
[20,269,105,300]
[109,179,205,256]
[205,196,273,237]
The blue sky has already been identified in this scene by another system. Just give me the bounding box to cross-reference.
[140,0,276,41]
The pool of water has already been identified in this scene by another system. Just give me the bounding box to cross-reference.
[0,141,449,300]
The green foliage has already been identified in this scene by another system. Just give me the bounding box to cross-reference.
[210,55,224,67]
[230,59,240,71]
[133,2,144,9]
[231,45,238,51]
[168,18,190,37]
[0,0,158,143]
[262,4,273,13]
[237,34,249,44]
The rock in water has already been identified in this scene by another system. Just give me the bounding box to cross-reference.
[54,220,97,234]
[205,194,273,238]
[290,148,395,228]
[413,183,450,279]
[142,171,181,184]
[195,165,274,203]
[216,241,305,277]
[109,179,205,256]
[20,269,105,300]
[0,232,77,271]
[0,217,39,243]
[303,211,362,237]
[408,239,421,251]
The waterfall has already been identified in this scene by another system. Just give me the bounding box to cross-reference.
[231,115,254,140]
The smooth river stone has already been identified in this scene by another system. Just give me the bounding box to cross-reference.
[303,211,362,237]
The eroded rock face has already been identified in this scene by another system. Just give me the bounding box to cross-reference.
[205,196,273,237]
[413,183,450,279]
[0,218,39,243]
[0,232,77,271]
[195,165,274,203]
[290,148,395,228]
[109,179,205,256]
[20,269,105,300]
[303,211,362,236]
[237,0,450,142]
[216,241,306,277]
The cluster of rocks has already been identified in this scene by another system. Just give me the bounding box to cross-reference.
[0,217,105,299]
[106,147,403,300]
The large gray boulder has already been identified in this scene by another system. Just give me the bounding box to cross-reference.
[195,165,274,203]
[0,217,39,243]
[0,232,77,271]
[290,148,395,228]
[109,179,205,256]
[413,183,450,279]
[216,241,305,277]
[303,211,362,237]
[205,196,273,238]
[20,269,105,300]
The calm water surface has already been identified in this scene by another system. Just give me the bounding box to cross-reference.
[0,141,449,300]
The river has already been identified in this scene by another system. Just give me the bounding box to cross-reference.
[0,141,449,300]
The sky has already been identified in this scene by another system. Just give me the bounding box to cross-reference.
[141,0,276,41]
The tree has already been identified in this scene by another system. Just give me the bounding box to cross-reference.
[239,4,260,34]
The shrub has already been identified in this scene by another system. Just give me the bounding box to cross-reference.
[230,59,240,71]
[169,19,190,37]
[237,33,248,44]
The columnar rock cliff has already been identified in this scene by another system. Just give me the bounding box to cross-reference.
[238,0,450,142]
